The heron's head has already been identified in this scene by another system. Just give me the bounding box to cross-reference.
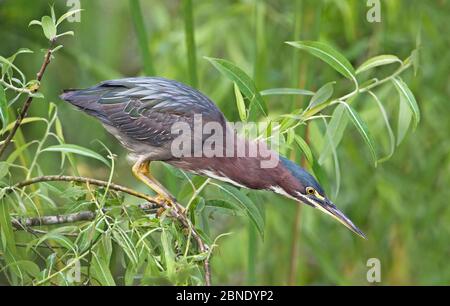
[278,157,366,239]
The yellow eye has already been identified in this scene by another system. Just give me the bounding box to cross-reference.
[306,187,315,195]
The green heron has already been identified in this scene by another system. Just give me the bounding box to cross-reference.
[60,77,365,238]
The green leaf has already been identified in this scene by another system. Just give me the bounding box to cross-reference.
[56,31,74,39]
[56,9,83,26]
[6,141,36,164]
[205,199,242,215]
[0,197,14,250]
[212,184,265,238]
[396,94,412,146]
[392,77,420,129]
[307,81,335,110]
[234,83,247,122]
[50,5,56,24]
[0,85,9,132]
[91,252,116,286]
[294,135,313,165]
[0,162,10,180]
[355,55,401,74]
[368,91,395,163]
[0,54,26,82]
[90,236,115,285]
[341,102,377,166]
[41,144,110,167]
[1,117,46,135]
[319,104,348,165]
[205,57,267,117]
[36,232,77,253]
[15,260,41,279]
[260,88,315,96]
[160,229,176,278]
[41,16,56,40]
[28,20,42,27]
[286,41,355,80]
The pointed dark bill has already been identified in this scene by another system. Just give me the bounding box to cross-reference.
[314,200,366,239]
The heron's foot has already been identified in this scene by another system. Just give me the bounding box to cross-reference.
[154,194,186,216]
[155,194,176,206]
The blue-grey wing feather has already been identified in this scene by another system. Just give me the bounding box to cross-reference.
[60,77,225,149]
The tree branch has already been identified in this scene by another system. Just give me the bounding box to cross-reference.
[0,42,55,158]
[11,202,158,229]
[6,174,212,285]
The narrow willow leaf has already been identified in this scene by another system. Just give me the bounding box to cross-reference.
[212,183,265,238]
[28,20,42,27]
[0,197,14,249]
[307,81,335,110]
[36,233,77,253]
[410,50,420,77]
[341,102,377,166]
[1,117,46,135]
[392,77,420,129]
[355,55,401,74]
[396,94,412,146]
[0,162,10,180]
[205,57,267,116]
[160,229,176,277]
[56,9,83,26]
[205,199,241,215]
[319,104,348,165]
[368,91,395,163]
[0,197,25,282]
[286,128,295,145]
[9,48,33,62]
[91,252,116,286]
[0,85,8,131]
[260,88,315,96]
[294,135,313,165]
[48,5,56,24]
[0,55,25,82]
[56,31,74,39]
[15,260,40,279]
[41,144,110,167]
[6,141,36,164]
[321,118,341,198]
[234,83,247,122]
[286,41,355,80]
[41,16,56,40]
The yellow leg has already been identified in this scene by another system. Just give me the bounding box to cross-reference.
[132,160,176,205]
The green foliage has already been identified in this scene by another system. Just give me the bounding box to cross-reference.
[205,57,268,119]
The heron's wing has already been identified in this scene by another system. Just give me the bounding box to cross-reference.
[61,77,226,149]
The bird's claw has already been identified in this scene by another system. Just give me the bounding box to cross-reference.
[154,194,188,217]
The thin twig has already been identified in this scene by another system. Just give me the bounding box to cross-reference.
[0,42,55,158]
[6,174,212,285]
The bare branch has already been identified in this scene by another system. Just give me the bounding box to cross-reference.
[0,42,55,158]
[12,202,158,229]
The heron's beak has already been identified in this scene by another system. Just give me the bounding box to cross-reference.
[311,198,366,239]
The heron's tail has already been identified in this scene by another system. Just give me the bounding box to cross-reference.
[59,88,112,124]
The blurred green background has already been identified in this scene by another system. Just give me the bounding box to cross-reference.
[0,0,449,285]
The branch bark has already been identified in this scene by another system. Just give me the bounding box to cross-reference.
[0,42,54,158]
[6,174,212,285]
[12,202,158,229]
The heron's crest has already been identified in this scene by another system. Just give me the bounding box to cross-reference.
[279,156,325,196]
